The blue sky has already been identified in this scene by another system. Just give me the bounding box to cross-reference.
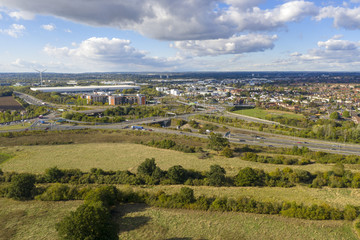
[0,0,360,72]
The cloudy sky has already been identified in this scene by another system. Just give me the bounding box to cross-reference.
[0,0,360,72]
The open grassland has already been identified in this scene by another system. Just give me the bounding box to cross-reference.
[0,123,31,131]
[117,203,357,240]
[233,108,304,120]
[0,129,208,147]
[0,143,352,175]
[0,199,356,240]
[118,185,360,209]
[0,96,24,111]
[0,198,82,240]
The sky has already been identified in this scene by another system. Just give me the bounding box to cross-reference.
[0,0,360,73]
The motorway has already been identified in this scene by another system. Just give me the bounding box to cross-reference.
[3,92,360,155]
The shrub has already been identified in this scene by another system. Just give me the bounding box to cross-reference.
[235,167,266,186]
[84,185,119,208]
[137,158,157,176]
[207,164,226,187]
[56,202,118,240]
[36,183,78,201]
[167,165,187,184]
[6,173,36,200]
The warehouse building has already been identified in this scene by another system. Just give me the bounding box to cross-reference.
[30,85,140,93]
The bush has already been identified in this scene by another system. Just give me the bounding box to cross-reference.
[220,147,234,158]
[84,185,119,208]
[235,167,266,186]
[137,158,157,176]
[56,202,118,240]
[167,165,187,184]
[6,173,36,200]
[36,183,78,201]
[207,165,226,187]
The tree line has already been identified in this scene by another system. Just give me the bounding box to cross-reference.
[1,159,360,189]
[196,114,360,143]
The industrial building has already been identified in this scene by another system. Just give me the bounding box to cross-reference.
[108,94,146,105]
[30,85,140,93]
[84,93,146,105]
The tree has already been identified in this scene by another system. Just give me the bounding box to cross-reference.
[207,165,226,186]
[44,166,64,182]
[84,186,119,208]
[56,202,118,240]
[342,110,350,118]
[208,133,229,152]
[220,146,234,158]
[330,111,340,120]
[177,187,195,204]
[167,165,187,184]
[234,167,266,186]
[137,158,157,176]
[7,173,36,200]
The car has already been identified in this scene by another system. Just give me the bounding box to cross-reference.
[297,142,302,144]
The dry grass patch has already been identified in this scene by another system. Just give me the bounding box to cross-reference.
[0,143,346,175]
[118,185,360,209]
[117,203,356,240]
[0,198,82,240]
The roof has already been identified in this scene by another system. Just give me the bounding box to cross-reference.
[30,85,140,93]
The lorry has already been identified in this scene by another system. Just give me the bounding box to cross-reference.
[131,126,144,130]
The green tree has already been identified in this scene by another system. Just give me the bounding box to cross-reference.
[234,167,266,186]
[44,166,64,182]
[7,173,36,200]
[207,164,226,186]
[208,133,229,152]
[177,187,195,204]
[137,158,157,176]
[167,165,187,184]
[330,111,340,120]
[84,186,119,208]
[56,202,118,240]
[220,146,234,158]
[342,110,350,118]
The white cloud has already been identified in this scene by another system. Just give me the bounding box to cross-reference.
[317,6,360,30]
[64,28,71,33]
[0,24,25,38]
[41,23,56,31]
[290,37,360,66]
[11,58,44,69]
[171,34,277,56]
[0,0,318,40]
[8,10,34,20]
[43,37,174,69]
[317,38,359,51]
[221,1,318,32]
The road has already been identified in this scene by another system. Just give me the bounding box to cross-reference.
[5,92,360,155]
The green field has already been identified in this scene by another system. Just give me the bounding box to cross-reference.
[0,198,357,240]
[0,123,31,131]
[0,143,350,175]
[117,185,360,210]
[118,204,357,240]
[233,108,304,120]
[0,198,82,240]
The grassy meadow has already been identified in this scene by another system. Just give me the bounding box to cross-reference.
[0,198,82,240]
[117,185,360,210]
[0,143,352,175]
[233,108,304,120]
[0,198,357,240]
[117,204,357,240]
